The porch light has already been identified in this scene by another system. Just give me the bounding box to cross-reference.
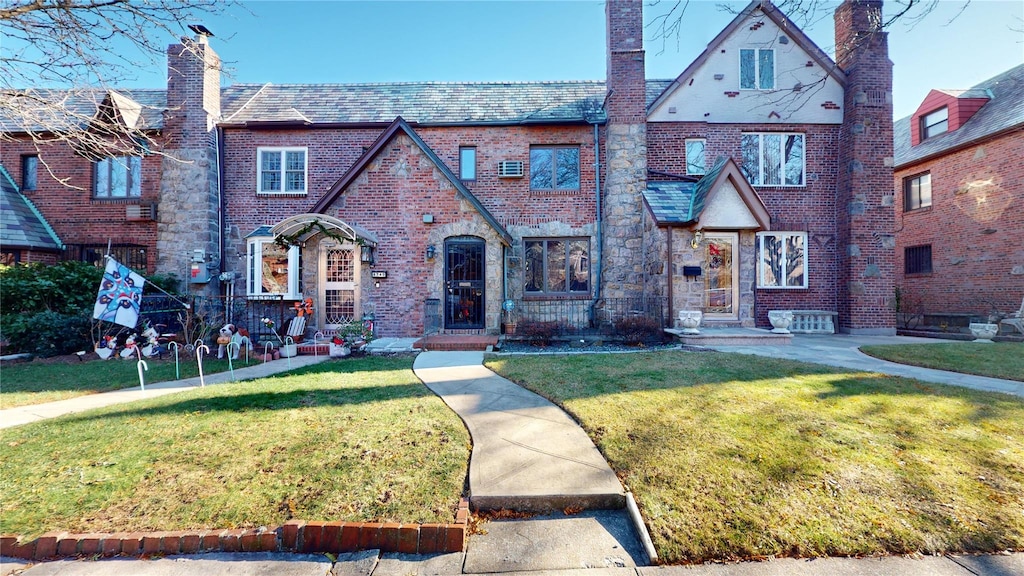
[360,244,375,264]
[426,245,436,260]
[691,230,704,249]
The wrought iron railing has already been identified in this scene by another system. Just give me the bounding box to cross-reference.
[138,294,290,345]
[510,297,666,336]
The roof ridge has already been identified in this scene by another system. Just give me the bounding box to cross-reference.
[227,80,607,88]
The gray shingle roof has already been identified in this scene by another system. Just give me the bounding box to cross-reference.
[0,89,166,133]
[220,81,609,125]
[0,165,63,251]
[644,181,699,225]
[894,63,1024,168]
[4,80,679,132]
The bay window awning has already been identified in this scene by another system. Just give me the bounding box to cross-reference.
[269,214,378,246]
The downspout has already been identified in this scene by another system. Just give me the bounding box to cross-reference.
[591,121,603,307]
[667,226,673,328]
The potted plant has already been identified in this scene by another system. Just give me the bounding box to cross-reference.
[502,299,518,335]
[329,334,350,358]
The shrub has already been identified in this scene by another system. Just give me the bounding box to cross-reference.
[614,315,663,346]
[0,261,103,315]
[518,321,561,346]
[0,310,94,357]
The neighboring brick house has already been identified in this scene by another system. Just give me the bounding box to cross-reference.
[0,165,63,265]
[893,63,1024,325]
[1,0,897,338]
[0,90,168,273]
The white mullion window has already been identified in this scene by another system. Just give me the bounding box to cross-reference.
[741,133,804,187]
[257,147,307,195]
[757,232,807,289]
[247,236,301,299]
[740,48,775,90]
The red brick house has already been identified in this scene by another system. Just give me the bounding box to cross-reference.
[1,0,897,338]
[893,63,1024,328]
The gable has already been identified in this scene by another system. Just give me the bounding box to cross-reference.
[648,1,845,124]
[644,158,769,230]
[0,165,63,251]
[313,117,511,245]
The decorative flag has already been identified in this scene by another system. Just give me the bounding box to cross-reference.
[93,258,146,328]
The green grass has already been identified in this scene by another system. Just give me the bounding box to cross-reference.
[0,356,470,538]
[861,342,1024,382]
[486,352,1024,564]
[1,355,266,409]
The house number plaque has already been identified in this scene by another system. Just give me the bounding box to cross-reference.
[370,271,387,279]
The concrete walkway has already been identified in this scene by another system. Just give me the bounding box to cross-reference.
[4,549,1022,575]
[704,333,1024,398]
[0,354,330,429]
[413,351,626,512]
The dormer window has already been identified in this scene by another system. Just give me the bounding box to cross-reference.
[920,107,948,140]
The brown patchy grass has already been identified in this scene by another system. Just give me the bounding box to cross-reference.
[0,356,470,538]
[486,351,1024,564]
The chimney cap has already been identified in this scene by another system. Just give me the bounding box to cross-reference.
[188,24,214,37]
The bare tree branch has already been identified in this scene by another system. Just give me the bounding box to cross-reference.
[1,0,238,161]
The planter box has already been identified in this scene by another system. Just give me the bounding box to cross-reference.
[279,344,298,357]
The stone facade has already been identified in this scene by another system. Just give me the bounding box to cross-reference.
[602,0,648,300]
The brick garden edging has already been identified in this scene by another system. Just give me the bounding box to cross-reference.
[0,499,469,561]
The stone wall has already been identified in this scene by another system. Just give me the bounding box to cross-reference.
[156,147,220,296]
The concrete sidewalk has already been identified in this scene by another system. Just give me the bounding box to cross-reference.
[413,351,626,512]
[0,354,330,429]
[707,333,1024,398]
[4,550,1021,575]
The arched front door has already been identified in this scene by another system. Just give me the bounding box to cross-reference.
[445,237,485,330]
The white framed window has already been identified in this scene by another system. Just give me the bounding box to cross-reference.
[94,156,142,198]
[685,139,706,176]
[920,107,948,140]
[757,231,807,289]
[257,147,307,194]
[247,236,302,298]
[740,48,774,90]
[741,133,805,187]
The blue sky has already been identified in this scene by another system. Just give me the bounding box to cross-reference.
[92,1,1024,119]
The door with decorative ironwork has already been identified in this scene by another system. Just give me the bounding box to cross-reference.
[319,242,359,330]
[445,238,485,330]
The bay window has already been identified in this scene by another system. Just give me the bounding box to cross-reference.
[247,235,301,298]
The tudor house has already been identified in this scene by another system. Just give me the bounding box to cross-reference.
[1,0,897,338]
[893,64,1023,325]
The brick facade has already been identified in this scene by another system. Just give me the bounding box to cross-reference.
[2,1,900,339]
[833,0,897,334]
[894,128,1024,317]
[1,137,162,274]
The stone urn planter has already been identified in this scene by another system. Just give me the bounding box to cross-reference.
[329,342,351,358]
[969,322,998,343]
[279,343,299,357]
[678,310,702,335]
[768,310,794,334]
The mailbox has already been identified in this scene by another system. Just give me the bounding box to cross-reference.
[683,266,702,278]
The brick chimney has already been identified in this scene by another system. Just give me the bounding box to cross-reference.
[164,31,221,148]
[602,0,648,300]
[157,30,222,294]
[834,0,896,334]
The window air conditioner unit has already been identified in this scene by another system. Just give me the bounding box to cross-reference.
[126,203,157,221]
[497,160,524,178]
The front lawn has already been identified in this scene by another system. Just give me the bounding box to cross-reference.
[860,342,1024,382]
[1,355,266,409]
[486,352,1024,564]
[0,356,470,538]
